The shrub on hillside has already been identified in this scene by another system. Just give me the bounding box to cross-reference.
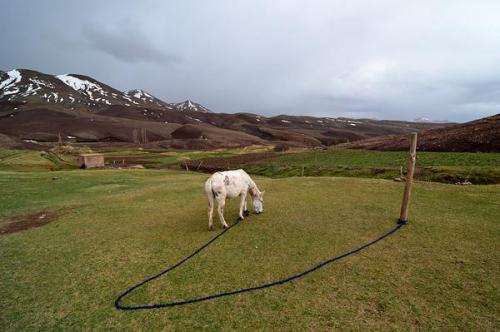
[273,144,290,152]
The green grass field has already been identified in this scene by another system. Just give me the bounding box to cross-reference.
[3,147,499,185]
[0,146,270,172]
[0,149,78,172]
[1,164,499,330]
[244,149,500,184]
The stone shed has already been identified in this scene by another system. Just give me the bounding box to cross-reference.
[79,153,105,169]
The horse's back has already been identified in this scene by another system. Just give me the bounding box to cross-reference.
[208,169,249,182]
[214,169,248,177]
[206,169,251,198]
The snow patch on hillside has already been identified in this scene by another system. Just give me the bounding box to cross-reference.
[57,74,101,92]
[132,89,153,99]
[0,70,22,90]
[56,74,118,105]
[30,78,54,88]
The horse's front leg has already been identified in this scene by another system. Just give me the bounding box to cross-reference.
[238,192,247,220]
[217,196,229,228]
[244,195,249,217]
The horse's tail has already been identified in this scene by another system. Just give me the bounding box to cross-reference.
[205,179,216,207]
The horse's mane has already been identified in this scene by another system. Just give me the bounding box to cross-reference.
[248,179,260,197]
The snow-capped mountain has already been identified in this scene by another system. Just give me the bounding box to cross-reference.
[0,69,137,107]
[124,89,175,109]
[414,117,432,123]
[174,100,211,113]
[0,69,209,112]
[0,68,453,151]
[414,117,449,123]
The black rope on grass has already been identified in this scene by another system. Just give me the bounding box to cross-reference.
[115,217,407,310]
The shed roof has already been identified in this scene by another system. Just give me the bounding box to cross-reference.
[79,153,104,157]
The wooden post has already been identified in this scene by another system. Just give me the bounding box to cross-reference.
[399,133,417,223]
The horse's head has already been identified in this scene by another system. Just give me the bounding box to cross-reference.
[252,190,265,214]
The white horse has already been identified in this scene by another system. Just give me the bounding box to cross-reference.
[204,169,265,230]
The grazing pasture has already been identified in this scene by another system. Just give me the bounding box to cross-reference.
[243,149,500,184]
[2,147,499,184]
[1,165,498,330]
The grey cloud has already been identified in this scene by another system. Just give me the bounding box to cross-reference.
[452,79,500,105]
[1,0,499,122]
[81,20,181,64]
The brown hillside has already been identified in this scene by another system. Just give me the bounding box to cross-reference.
[337,114,500,152]
[0,68,459,150]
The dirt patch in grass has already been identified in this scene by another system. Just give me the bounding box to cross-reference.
[0,210,58,235]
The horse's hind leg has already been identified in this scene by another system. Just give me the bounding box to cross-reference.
[217,197,229,228]
[208,201,214,231]
[207,196,214,231]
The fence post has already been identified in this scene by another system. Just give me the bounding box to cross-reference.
[399,133,418,224]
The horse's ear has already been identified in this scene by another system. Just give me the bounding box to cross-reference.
[261,190,265,197]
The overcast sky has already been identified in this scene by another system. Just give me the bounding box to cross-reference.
[1,0,499,122]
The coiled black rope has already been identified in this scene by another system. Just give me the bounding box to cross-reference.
[115,218,407,311]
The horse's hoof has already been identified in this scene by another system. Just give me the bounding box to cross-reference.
[243,210,250,217]
[237,216,244,221]
[208,226,214,231]
[223,224,229,229]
